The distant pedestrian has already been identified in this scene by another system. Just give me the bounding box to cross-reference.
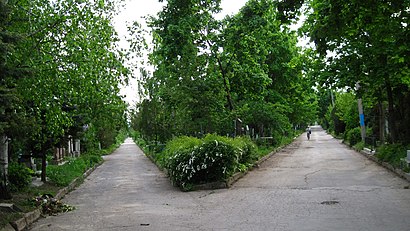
[307,126,312,140]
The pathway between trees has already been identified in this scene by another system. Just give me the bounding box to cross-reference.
[29,126,410,231]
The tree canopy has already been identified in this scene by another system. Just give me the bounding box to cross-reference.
[130,0,318,143]
[1,0,130,185]
[303,0,410,143]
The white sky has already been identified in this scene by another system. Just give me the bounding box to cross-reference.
[116,0,249,107]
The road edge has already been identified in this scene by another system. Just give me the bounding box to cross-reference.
[7,163,102,231]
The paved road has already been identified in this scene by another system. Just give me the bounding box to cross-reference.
[30,126,410,231]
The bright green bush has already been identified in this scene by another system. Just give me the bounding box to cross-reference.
[8,162,32,191]
[202,134,257,164]
[164,136,202,155]
[163,135,258,190]
[167,139,238,190]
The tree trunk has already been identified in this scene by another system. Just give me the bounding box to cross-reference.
[378,101,385,144]
[41,152,47,182]
[215,55,234,111]
[385,79,397,143]
[206,39,235,111]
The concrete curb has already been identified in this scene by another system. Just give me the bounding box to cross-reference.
[358,150,410,182]
[6,162,101,231]
[339,137,410,183]
[191,143,292,191]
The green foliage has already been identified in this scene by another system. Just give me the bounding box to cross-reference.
[334,92,358,131]
[376,144,409,169]
[47,154,102,187]
[353,141,365,152]
[303,0,410,144]
[164,136,203,157]
[203,134,257,165]
[166,139,238,190]
[129,129,149,153]
[8,162,32,192]
[1,0,129,173]
[323,91,359,136]
[163,135,257,190]
[345,127,362,147]
[130,0,316,145]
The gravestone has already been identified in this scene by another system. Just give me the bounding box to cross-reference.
[74,139,80,157]
[0,135,11,199]
[52,147,66,164]
[401,150,410,168]
[0,135,8,179]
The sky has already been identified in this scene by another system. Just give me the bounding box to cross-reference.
[115,0,249,107]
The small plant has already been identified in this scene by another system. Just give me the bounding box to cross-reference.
[345,127,362,146]
[353,141,365,151]
[8,162,32,192]
[376,144,408,168]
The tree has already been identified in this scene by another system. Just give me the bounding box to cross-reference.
[3,0,129,181]
[303,0,410,143]
[131,0,317,143]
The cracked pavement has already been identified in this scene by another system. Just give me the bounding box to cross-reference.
[29,126,410,231]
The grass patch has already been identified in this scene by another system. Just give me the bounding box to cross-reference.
[47,154,103,187]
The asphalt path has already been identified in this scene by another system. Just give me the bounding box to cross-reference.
[29,126,410,231]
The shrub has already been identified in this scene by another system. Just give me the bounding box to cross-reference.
[163,135,258,190]
[164,136,202,156]
[8,162,32,191]
[376,144,408,168]
[345,127,362,146]
[166,139,238,190]
[202,134,257,164]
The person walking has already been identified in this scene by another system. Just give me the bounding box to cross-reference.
[307,126,312,140]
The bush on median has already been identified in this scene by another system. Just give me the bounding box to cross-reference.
[162,134,258,190]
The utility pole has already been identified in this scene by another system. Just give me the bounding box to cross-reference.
[356,83,366,142]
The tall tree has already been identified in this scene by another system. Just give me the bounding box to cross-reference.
[4,0,129,181]
[132,0,317,142]
[303,0,410,143]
